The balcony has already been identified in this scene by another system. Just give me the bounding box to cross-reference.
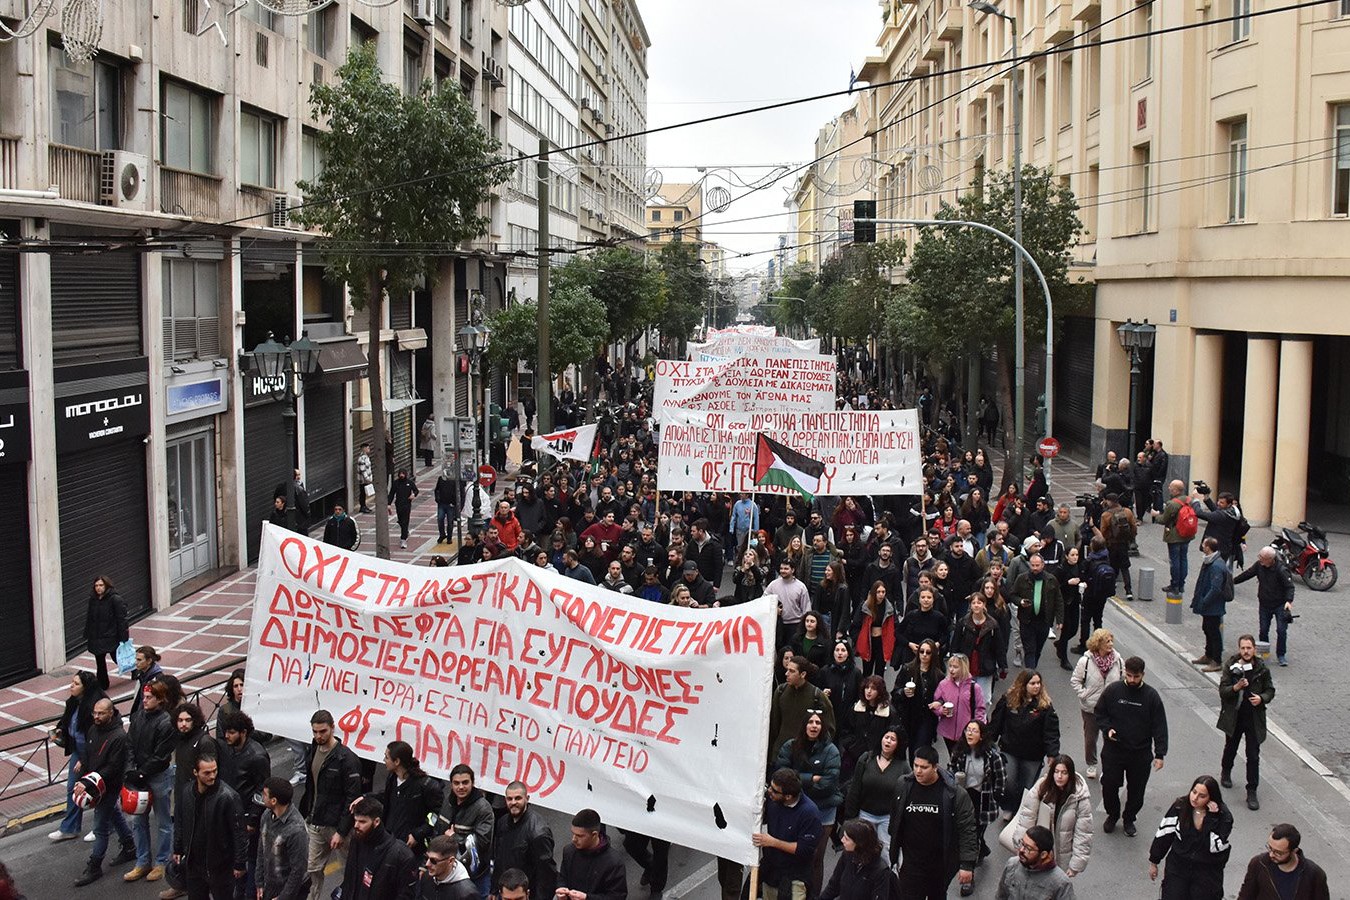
[48,144,101,204]
[0,136,19,190]
[160,166,221,220]
[1043,2,1075,44]
[937,1,963,41]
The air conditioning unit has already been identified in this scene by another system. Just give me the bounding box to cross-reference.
[604,124,614,136]
[481,51,504,86]
[579,97,591,110]
[101,151,150,211]
[272,194,301,228]
[413,0,434,25]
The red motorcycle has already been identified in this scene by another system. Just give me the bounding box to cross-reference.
[1272,522,1338,592]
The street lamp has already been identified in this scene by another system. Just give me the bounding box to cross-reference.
[247,331,321,532]
[457,296,492,534]
[1117,319,1157,457]
[970,0,1027,477]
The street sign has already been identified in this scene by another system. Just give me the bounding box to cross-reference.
[478,464,496,488]
[1037,436,1061,459]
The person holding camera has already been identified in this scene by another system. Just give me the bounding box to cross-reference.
[1233,547,1295,667]
[1218,635,1275,811]
[1191,485,1247,565]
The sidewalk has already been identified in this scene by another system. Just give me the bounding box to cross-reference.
[0,459,477,828]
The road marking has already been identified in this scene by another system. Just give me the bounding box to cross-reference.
[667,859,718,899]
[1108,597,1350,806]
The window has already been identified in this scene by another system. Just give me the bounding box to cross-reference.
[673,210,684,222]
[1057,56,1073,125]
[1232,0,1251,42]
[461,0,474,41]
[162,79,214,173]
[301,129,324,192]
[49,47,121,150]
[1084,20,1101,114]
[1133,144,1152,232]
[1341,0,1350,17]
[1335,105,1350,215]
[307,5,334,58]
[403,37,423,95]
[240,109,277,188]
[242,0,275,31]
[1031,61,1047,143]
[1084,164,1100,240]
[1133,2,1153,83]
[162,258,221,362]
[1227,119,1248,222]
[182,0,200,34]
[435,53,455,94]
[651,209,661,221]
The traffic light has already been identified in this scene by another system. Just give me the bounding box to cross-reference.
[853,199,877,244]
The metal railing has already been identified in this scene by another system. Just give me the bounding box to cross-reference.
[48,143,101,204]
[160,165,222,219]
[0,136,20,190]
[0,656,245,810]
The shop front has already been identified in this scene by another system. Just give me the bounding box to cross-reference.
[165,363,230,588]
[0,368,36,685]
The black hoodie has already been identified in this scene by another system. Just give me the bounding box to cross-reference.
[559,832,628,900]
[1094,679,1169,758]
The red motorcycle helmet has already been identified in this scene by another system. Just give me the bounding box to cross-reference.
[74,772,105,810]
[120,784,151,816]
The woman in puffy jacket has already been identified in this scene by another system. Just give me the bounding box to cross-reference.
[1068,627,1123,781]
[820,818,892,900]
[851,581,895,678]
[949,591,1004,706]
[930,653,985,757]
[775,711,842,898]
[1149,775,1234,900]
[988,669,1060,818]
[1010,754,1093,877]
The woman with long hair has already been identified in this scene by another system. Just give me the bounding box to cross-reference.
[819,640,862,715]
[851,581,895,678]
[84,574,129,689]
[950,592,1004,706]
[732,548,769,606]
[960,489,991,548]
[1054,545,1087,670]
[988,669,1060,819]
[1011,754,1094,878]
[949,719,1006,870]
[843,675,894,778]
[215,668,245,740]
[842,730,906,858]
[817,561,852,640]
[48,671,104,841]
[931,654,985,758]
[1068,628,1123,780]
[578,535,607,581]
[836,525,870,610]
[819,818,892,900]
[775,711,842,898]
[896,587,949,667]
[1148,775,1234,900]
[791,610,831,671]
[893,639,942,758]
[992,484,1021,526]
[378,740,444,854]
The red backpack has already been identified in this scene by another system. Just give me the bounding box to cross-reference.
[1175,502,1198,540]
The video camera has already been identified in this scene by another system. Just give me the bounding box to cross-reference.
[1193,480,1213,496]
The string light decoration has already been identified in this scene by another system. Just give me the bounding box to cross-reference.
[0,0,56,42]
[60,0,103,63]
[256,0,339,14]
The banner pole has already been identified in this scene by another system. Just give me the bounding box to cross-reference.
[748,866,760,900]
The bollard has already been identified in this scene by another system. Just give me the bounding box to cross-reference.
[1164,587,1184,625]
[1137,567,1155,602]
[1256,640,1271,660]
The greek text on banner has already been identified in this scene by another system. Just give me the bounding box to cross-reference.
[656,408,924,496]
[652,354,837,423]
[242,524,775,865]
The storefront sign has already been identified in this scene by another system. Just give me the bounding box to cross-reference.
[243,371,292,408]
[166,367,229,424]
[54,358,150,452]
[0,370,31,464]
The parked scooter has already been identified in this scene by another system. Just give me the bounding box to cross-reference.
[1272,521,1338,591]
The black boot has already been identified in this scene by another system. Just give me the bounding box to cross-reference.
[75,862,103,887]
[1221,771,1233,789]
[111,843,136,866]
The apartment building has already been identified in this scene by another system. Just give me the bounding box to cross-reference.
[645,181,703,249]
[0,0,507,684]
[787,101,874,271]
[854,0,1350,525]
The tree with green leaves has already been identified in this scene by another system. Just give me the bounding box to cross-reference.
[484,284,610,381]
[656,241,707,356]
[552,247,666,352]
[769,264,817,337]
[900,165,1085,487]
[297,44,510,558]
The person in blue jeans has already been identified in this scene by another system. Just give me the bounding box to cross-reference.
[1159,481,1193,594]
[75,698,136,886]
[49,671,103,842]
[124,681,176,880]
[1235,547,1296,666]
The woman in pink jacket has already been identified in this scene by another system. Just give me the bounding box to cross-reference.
[930,653,986,756]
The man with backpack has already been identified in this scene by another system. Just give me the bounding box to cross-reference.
[1073,537,1116,653]
[1158,480,1198,595]
[1099,494,1138,601]
[1190,538,1234,671]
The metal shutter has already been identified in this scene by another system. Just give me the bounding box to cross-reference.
[1055,316,1096,453]
[389,292,412,329]
[304,384,346,512]
[0,466,36,685]
[244,403,293,563]
[59,443,150,656]
[51,252,142,365]
[0,241,19,370]
[390,353,413,474]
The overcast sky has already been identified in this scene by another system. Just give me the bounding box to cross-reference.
[639,0,883,273]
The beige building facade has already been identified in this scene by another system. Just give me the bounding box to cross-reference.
[853,0,1350,526]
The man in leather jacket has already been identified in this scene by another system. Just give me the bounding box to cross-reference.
[491,781,557,899]
[340,797,418,900]
[172,754,246,899]
[221,712,271,894]
[299,710,364,900]
[125,682,176,881]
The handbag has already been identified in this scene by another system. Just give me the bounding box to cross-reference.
[998,788,1033,852]
[363,482,376,500]
[115,640,136,676]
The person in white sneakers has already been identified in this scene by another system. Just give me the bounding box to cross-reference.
[1069,629,1123,781]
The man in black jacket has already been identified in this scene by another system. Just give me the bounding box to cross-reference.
[322,504,360,551]
[74,698,137,886]
[1094,656,1169,837]
[300,710,364,900]
[258,777,310,900]
[439,765,494,896]
[221,712,271,894]
[435,469,462,544]
[888,746,978,898]
[173,754,247,899]
[416,834,479,899]
[1234,547,1296,667]
[558,809,627,900]
[125,683,176,881]
[388,470,421,549]
[492,782,556,900]
[340,797,418,900]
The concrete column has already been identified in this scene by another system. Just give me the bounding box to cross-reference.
[431,257,457,428]
[1151,323,1196,458]
[1271,338,1314,528]
[229,239,249,569]
[144,249,172,612]
[22,220,63,670]
[1239,337,1280,526]
[1091,315,1130,459]
[1189,332,1224,488]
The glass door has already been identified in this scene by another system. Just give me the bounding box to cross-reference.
[167,429,217,584]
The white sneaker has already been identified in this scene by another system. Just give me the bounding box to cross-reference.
[1086,765,1098,780]
[83,831,96,842]
[400,540,408,549]
[48,830,77,842]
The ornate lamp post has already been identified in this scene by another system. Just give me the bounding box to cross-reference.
[1116,319,1157,457]
[247,331,320,531]
[457,294,492,534]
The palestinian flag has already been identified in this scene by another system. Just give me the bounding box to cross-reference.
[753,433,825,500]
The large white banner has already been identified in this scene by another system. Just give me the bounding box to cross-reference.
[243,525,775,864]
[657,408,924,495]
[652,355,837,422]
[687,333,821,362]
[530,424,597,462]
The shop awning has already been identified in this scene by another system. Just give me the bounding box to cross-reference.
[314,338,367,383]
[351,393,428,414]
[395,328,428,351]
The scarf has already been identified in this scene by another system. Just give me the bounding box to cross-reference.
[1093,649,1119,679]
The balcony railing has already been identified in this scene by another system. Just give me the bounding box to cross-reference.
[48,143,101,204]
[160,165,222,219]
[0,136,19,190]
[238,185,276,226]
